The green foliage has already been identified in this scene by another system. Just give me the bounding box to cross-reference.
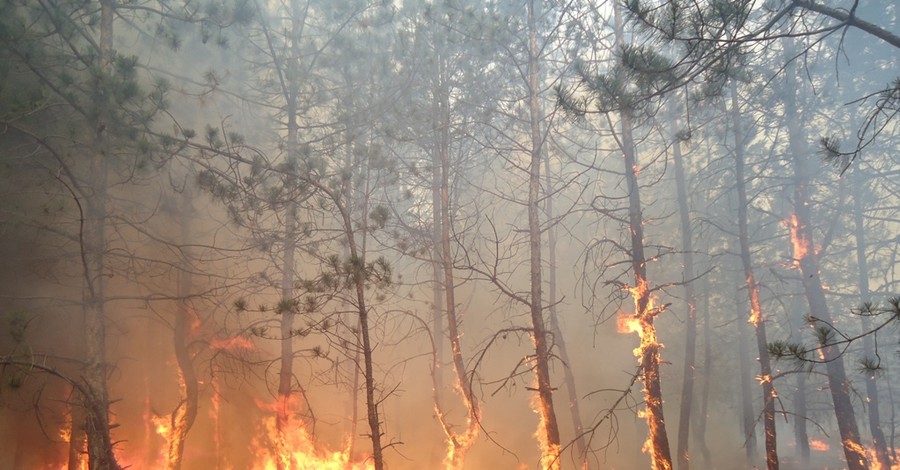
[813,325,836,346]
[857,356,882,375]
[275,298,298,315]
[368,204,390,230]
[767,339,808,362]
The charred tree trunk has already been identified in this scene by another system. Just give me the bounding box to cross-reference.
[428,64,447,468]
[544,153,588,468]
[851,168,891,470]
[731,84,778,470]
[613,3,672,469]
[431,51,480,469]
[733,281,758,464]
[354,256,383,470]
[526,1,561,468]
[333,194,384,470]
[782,39,866,470]
[273,5,305,465]
[621,116,672,470]
[793,364,811,465]
[275,198,297,470]
[671,121,697,470]
[167,183,200,470]
[83,2,120,468]
[430,88,445,396]
[67,405,87,469]
[692,273,712,467]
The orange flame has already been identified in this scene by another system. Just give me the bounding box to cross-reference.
[211,386,224,467]
[842,439,900,470]
[843,439,870,469]
[210,335,257,351]
[58,403,88,470]
[787,214,811,266]
[250,395,373,470]
[809,438,830,452]
[619,279,670,470]
[528,380,561,470]
[746,274,763,326]
[435,395,480,470]
[618,279,664,356]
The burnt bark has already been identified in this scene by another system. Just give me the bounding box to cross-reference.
[167,184,200,470]
[622,116,672,470]
[782,39,866,470]
[614,3,672,468]
[851,168,891,470]
[82,2,120,468]
[733,282,758,464]
[544,153,588,468]
[432,50,479,469]
[526,1,561,468]
[671,123,697,470]
[731,84,778,470]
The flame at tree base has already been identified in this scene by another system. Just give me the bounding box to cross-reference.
[528,382,561,470]
[618,279,672,470]
[251,395,373,470]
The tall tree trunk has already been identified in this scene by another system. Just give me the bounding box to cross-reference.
[67,400,87,469]
[782,38,866,470]
[83,2,120,468]
[430,91,445,397]
[428,69,446,468]
[621,115,672,470]
[730,83,778,470]
[544,153,588,468]
[793,366,810,465]
[275,4,303,463]
[692,266,712,467]
[733,281,757,464]
[275,198,297,470]
[671,118,697,470]
[328,137,382,468]
[851,167,891,470]
[167,182,200,470]
[526,2,562,468]
[613,3,672,469]
[431,50,480,470]
[345,228,383,470]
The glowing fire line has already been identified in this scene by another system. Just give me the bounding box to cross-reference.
[251,395,373,470]
[617,278,671,470]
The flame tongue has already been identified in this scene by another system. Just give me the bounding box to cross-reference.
[619,279,671,470]
[251,395,373,470]
[787,213,811,266]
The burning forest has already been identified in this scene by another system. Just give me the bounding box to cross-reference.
[1,0,899,469]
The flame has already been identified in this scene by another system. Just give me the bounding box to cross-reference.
[809,438,830,452]
[786,214,811,266]
[617,313,641,335]
[250,394,373,470]
[619,279,671,470]
[746,274,763,326]
[187,305,202,338]
[210,335,257,351]
[841,439,900,470]
[843,439,870,469]
[527,379,561,470]
[59,403,88,470]
[148,413,174,467]
[211,385,224,467]
[434,393,480,470]
[619,279,664,357]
